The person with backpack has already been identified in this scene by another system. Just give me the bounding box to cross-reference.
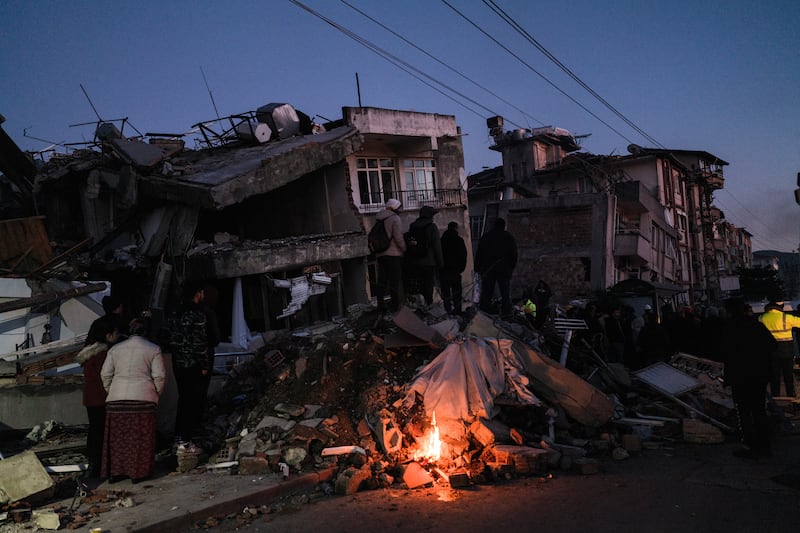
[405,205,443,307]
[440,221,467,315]
[373,198,406,314]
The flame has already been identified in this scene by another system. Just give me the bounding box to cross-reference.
[413,411,442,462]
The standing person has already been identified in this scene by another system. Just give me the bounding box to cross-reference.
[603,306,628,364]
[406,205,443,307]
[722,299,777,459]
[475,217,518,316]
[171,282,213,441]
[86,295,127,346]
[439,221,467,315]
[374,198,406,314]
[759,301,800,397]
[100,317,165,482]
[75,321,119,478]
[533,280,552,327]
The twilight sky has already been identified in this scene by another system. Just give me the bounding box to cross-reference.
[2,0,798,252]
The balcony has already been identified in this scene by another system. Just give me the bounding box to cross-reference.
[358,188,466,213]
[615,231,650,265]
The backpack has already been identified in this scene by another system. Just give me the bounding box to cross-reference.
[367,219,391,254]
[404,223,429,260]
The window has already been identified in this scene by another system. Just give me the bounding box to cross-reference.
[403,159,436,205]
[470,215,483,238]
[357,158,395,206]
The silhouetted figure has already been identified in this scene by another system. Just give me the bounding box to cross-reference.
[722,299,777,459]
[439,221,467,315]
[475,218,517,316]
[374,198,406,313]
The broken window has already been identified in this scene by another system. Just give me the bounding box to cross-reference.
[357,158,395,207]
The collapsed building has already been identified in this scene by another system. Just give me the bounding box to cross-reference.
[0,104,471,428]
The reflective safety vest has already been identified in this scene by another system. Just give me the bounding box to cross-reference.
[524,299,537,317]
[759,309,800,342]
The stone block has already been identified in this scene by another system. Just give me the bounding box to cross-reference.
[0,450,54,504]
[335,465,372,495]
[239,456,270,475]
[402,462,434,489]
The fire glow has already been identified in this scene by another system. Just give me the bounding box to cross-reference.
[412,411,442,462]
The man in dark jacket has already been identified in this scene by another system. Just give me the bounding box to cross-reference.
[440,221,468,315]
[721,298,778,459]
[406,205,443,306]
[475,217,517,316]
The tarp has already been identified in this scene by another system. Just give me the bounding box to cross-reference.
[402,337,540,424]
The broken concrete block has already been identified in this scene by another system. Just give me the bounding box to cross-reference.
[32,508,60,530]
[0,450,54,504]
[275,403,306,417]
[448,472,470,488]
[335,465,372,495]
[612,447,630,461]
[621,433,642,453]
[682,419,725,444]
[283,447,308,467]
[255,415,296,433]
[402,462,434,489]
[239,456,270,475]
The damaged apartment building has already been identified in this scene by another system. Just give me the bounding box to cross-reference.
[468,116,752,314]
[0,105,470,425]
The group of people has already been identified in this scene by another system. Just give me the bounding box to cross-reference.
[373,198,522,319]
[578,298,799,459]
[75,283,219,482]
[373,199,469,315]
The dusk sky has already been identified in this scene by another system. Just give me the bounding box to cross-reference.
[2,0,798,252]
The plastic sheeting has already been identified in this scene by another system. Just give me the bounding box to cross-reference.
[402,337,540,424]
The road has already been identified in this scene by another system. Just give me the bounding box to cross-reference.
[198,433,800,533]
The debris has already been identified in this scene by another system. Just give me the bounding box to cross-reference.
[0,450,54,504]
[402,462,434,489]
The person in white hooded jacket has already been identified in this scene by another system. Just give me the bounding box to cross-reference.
[374,198,407,314]
[100,317,165,482]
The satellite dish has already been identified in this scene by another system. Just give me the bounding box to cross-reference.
[627,144,642,154]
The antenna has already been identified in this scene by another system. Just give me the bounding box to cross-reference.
[200,66,221,122]
[80,83,103,121]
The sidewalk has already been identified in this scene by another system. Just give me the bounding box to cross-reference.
[56,464,337,532]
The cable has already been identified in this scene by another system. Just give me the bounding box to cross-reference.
[290,0,501,122]
[483,0,664,149]
[339,0,545,129]
[441,0,638,146]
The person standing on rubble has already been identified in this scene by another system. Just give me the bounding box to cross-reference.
[170,282,216,441]
[75,321,119,478]
[475,217,517,316]
[374,198,407,315]
[721,298,777,459]
[439,221,467,315]
[406,205,444,308]
[759,301,800,398]
[100,317,165,482]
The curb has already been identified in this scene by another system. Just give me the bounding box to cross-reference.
[132,466,337,533]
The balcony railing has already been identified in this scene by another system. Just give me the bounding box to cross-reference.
[358,188,466,213]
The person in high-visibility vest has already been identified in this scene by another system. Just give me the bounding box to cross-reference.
[759,301,800,397]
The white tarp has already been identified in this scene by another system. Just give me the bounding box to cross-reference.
[402,337,540,424]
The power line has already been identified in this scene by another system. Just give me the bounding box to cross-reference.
[290,0,505,123]
[339,0,545,129]
[440,0,638,146]
[482,0,664,148]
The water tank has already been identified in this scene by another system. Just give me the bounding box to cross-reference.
[256,103,300,140]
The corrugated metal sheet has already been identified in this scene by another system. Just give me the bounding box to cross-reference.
[0,216,53,274]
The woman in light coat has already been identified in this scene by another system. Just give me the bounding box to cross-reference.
[100,317,166,482]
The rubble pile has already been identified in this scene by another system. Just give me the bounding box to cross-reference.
[0,303,764,530]
[191,304,741,495]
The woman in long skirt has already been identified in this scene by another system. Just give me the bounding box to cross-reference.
[100,317,165,482]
